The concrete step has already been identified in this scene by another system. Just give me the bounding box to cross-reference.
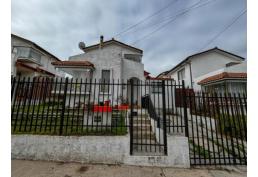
[133,119,151,124]
[133,126,151,131]
[133,132,155,139]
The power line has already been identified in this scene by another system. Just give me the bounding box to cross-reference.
[113,0,179,38]
[199,9,246,51]
[131,0,215,45]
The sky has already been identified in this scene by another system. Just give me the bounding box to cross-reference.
[11,0,247,76]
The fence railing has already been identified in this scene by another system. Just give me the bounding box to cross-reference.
[187,92,247,165]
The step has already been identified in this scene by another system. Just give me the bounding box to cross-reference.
[133,125,151,131]
[133,119,151,124]
[133,132,155,139]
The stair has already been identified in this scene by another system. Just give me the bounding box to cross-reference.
[131,109,164,155]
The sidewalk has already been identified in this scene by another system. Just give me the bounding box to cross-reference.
[12,160,246,177]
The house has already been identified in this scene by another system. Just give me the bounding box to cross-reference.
[197,60,247,94]
[11,34,63,78]
[158,47,246,93]
[52,36,144,105]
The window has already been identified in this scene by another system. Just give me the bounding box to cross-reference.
[178,68,185,81]
[16,47,42,64]
[152,81,162,94]
[101,70,110,92]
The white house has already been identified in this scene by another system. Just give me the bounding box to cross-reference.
[11,34,64,78]
[158,47,246,92]
[52,36,145,105]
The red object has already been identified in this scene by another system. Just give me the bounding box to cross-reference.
[92,105,112,112]
[104,100,110,106]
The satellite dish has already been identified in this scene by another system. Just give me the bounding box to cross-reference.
[78,42,86,50]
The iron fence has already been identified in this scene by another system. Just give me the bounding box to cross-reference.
[187,92,247,165]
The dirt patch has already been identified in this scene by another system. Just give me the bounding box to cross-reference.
[77,166,89,173]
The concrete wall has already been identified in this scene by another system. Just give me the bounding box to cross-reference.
[12,134,190,168]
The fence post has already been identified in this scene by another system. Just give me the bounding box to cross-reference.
[182,80,189,137]
[162,80,168,155]
[130,80,134,155]
[59,78,68,135]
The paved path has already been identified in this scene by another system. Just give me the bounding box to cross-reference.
[12,160,246,177]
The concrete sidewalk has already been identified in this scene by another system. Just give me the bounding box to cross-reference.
[12,160,246,177]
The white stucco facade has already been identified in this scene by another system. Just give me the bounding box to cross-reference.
[165,48,245,91]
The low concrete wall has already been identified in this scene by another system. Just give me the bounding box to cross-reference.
[12,135,129,164]
[12,134,190,168]
[125,136,190,168]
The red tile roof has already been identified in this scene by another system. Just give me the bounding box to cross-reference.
[16,61,55,76]
[52,61,94,67]
[198,72,247,85]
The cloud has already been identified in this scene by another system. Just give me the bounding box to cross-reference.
[11,0,246,76]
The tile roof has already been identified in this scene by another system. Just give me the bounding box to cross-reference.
[52,61,94,67]
[198,72,247,85]
[16,61,55,76]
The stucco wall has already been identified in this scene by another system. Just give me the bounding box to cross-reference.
[12,134,190,168]
[167,51,244,90]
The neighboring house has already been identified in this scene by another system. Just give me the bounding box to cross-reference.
[11,34,64,78]
[158,47,246,92]
[197,61,247,94]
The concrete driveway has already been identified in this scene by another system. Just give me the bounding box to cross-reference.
[12,160,246,177]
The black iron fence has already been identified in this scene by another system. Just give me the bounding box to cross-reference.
[187,92,247,165]
[11,76,247,164]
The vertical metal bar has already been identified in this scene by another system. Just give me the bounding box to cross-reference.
[71,78,78,133]
[219,93,231,164]
[81,78,88,134]
[224,93,236,164]
[162,80,168,155]
[29,77,39,132]
[76,78,82,133]
[130,79,134,155]
[101,79,105,133]
[182,80,189,137]
[39,78,49,132]
[24,77,35,132]
[19,77,31,132]
[233,93,246,164]
[201,92,211,165]
[86,78,92,133]
[91,79,97,132]
[192,92,201,165]
[44,78,54,133]
[54,78,63,134]
[66,78,73,134]
[188,91,195,164]
[210,92,222,165]
[34,77,45,132]
[59,78,68,135]
[197,92,206,165]
[49,78,58,132]
[214,92,226,165]
[228,93,241,164]
[238,93,247,140]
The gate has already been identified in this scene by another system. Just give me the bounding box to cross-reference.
[186,92,247,165]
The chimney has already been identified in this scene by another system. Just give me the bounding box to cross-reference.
[99,35,104,48]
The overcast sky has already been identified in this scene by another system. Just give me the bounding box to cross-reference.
[11,0,246,76]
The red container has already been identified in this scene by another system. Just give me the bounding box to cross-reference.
[92,105,112,112]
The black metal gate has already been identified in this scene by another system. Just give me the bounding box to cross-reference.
[129,80,168,155]
[186,92,247,165]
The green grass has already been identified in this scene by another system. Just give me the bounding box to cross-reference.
[189,140,211,158]
[11,110,128,136]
